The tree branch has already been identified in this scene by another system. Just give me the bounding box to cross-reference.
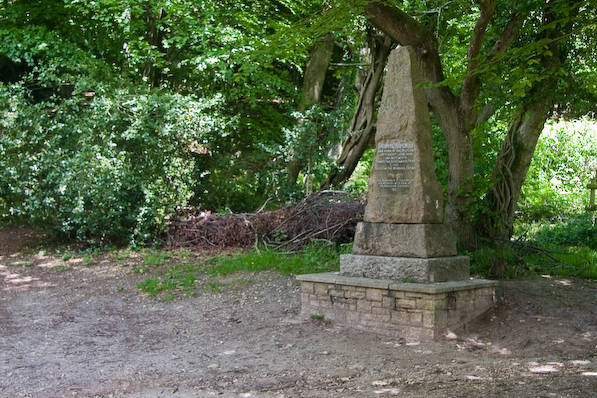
[460,1,495,128]
[364,2,433,51]
[476,103,496,126]
[365,1,460,146]
[467,1,495,65]
[489,13,520,57]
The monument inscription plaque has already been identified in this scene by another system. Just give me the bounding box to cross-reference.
[375,140,416,192]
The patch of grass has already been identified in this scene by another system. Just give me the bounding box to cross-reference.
[112,248,132,263]
[524,245,597,279]
[173,247,193,259]
[143,250,171,267]
[469,242,596,280]
[115,285,125,292]
[137,278,165,296]
[137,262,199,298]
[515,214,596,250]
[83,254,94,267]
[206,280,222,293]
[53,263,70,271]
[470,246,521,278]
[310,313,324,320]
[8,259,34,267]
[61,251,73,261]
[207,243,347,277]
[135,243,350,299]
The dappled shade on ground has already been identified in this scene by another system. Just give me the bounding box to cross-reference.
[1,228,596,397]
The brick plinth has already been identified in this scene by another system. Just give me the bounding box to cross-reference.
[296,273,497,341]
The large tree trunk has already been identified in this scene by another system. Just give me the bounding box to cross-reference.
[443,117,477,248]
[288,33,335,184]
[480,1,573,240]
[481,95,553,239]
[321,32,393,189]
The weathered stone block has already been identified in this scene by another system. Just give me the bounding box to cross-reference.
[390,310,410,324]
[357,300,372,313]
[353,222,457,258]
[314,283,329,296]
[372,307,391,316]
[345,288,366,299]
[382,296,395,309]
[340,254,469,283]
[366,288,383,302]
[301,282,314,294]
[409,310,423,325]
[396,298,416,309]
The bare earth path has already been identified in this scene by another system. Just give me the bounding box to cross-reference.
[1,228,596,397]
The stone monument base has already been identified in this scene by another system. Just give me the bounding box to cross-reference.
[340,254,470,283]
[297,272,497,341]
[353,222,457,258]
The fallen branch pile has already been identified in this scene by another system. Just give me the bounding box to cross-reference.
[166,191,365,252]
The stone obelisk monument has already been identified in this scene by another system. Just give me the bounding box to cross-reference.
[340,45,469,283]
[297,46,496,341]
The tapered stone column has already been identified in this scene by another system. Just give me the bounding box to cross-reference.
[298,46,496,341]
[339,45,468,283]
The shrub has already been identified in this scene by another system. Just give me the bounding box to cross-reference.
[0,84,222,245]
[516,214,597,250]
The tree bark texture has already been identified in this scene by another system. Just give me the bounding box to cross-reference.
[482,95,553,239]
[322,32,393,189]
[288,33,335,184]
[480,1,576,240]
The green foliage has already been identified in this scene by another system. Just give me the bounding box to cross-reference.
[469,246,521,279]
[82,254,94,267]
[0,0,331,239]
[207,243,347,276]
[518,119,597,221]
[343,148,374,194]
[0,83,221,244]
[516,214,597,250]
[469,239,596,280]
[2,0,596,249]
[524,246,597,279]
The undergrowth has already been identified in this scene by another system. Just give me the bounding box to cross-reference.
[470,244,597,279]
[471,213,596,279]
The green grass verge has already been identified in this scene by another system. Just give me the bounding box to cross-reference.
[136,243,349,299]
[524,245,596,279]
[470,244,596,279]
[206,244,347,277]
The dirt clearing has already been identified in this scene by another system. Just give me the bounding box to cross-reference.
[1,228,596,397]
